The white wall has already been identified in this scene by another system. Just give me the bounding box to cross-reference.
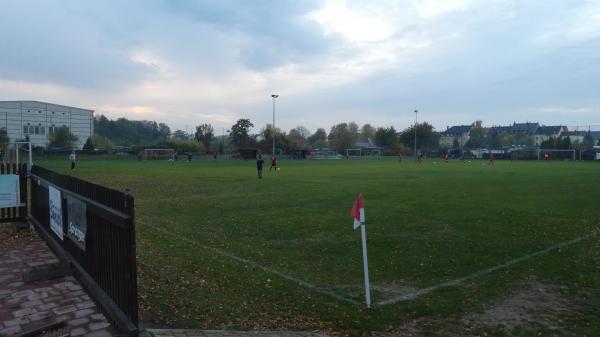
[0,101,93,149]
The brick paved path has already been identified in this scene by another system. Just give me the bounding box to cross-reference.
[148,329,328,337]
[0,224,115,337]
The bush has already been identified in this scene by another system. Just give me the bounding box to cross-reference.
[159,140,205,154]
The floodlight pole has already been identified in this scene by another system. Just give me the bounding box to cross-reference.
[414,110,418,160]
[272,94,279,155]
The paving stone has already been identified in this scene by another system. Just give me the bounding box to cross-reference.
[74,308,95,318]
[68,317,90,326]
[86,329,112,337]
[0,326,22,335]
[89,313,106,321]
[20,299,43,308]
[38,302,58,311]
[70,326,87,336]
[13,307,37,317]
[76,300,96,310]
[53,304,78,315]
[88,321,110,331]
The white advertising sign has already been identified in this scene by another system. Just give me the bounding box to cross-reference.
[49,185,64,240]
[0,175,20,208]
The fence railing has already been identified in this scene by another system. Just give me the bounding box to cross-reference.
[29,165,138,336]
[0,163,27,223]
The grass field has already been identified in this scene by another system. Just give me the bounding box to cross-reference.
[35,155,600,336]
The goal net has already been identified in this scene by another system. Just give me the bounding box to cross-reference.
[1,142,33,169]
[311,148,341,160]
[537,149,576,160]
[143,148,175,160]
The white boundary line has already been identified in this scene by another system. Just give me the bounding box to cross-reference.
[375,234,590,306]
[146,224,360,305]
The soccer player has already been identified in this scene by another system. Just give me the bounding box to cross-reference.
[444,153,449,163]
[269,155,278,171]
[187,152,192,162]
[256,152,264,179]
[488,153,495,166]
[69,151,77,171]
[544,152,549,160]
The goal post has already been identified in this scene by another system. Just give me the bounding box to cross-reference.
[345,149,362,157]
[2,142,33,171]
[537,149,576,161]
[143,148,175,160]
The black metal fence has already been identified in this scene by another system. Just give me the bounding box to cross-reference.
[29,165,138,337]
[0,163,27,223]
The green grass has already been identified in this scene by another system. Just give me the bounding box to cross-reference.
[35,155,600,336]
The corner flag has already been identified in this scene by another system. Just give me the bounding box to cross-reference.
[351,193,371,308]
[351,193,364,230]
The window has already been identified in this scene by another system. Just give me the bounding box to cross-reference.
[23,126,28,134]
[49,126,54,135]
[29,126,34,134]
[40,127,45,135]
[35,126,40,134]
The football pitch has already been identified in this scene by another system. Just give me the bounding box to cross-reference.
[35,156,600,336]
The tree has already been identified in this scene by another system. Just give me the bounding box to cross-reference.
[560,136,572,149]
[308,128,327,148]
[172,130,188,140]
[583,131,595,150]
[48,126,78,149]
[374,126,397,150]
[195,124,214,152]
[287,126,310,149]
[230,119,254,148]
[0,128,8,144]
[158,123,171,140]
[399,122,440,153]
[82,137,94,151]
[465,120,485,149]
[328,123,358,153]
[360,124,376,142]
[259,124,288,153]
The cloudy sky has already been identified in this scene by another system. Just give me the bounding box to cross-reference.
[2,0,599,133]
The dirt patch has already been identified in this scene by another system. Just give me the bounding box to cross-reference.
[463,281,582,333]
[0,222,35,250]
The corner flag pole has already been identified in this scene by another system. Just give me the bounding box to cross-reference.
[352,193,371,308]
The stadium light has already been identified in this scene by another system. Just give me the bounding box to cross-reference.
[414,110,418,160]
[272,94,279,155]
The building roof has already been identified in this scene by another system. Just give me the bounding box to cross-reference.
[511,122,539,133]
[562,131,585,136]
[354,141,378,149]
[536,126,564,135]
[489,126,511,133]
[0,100,94,113]
[442,125,472,135]
[589,131,600,140]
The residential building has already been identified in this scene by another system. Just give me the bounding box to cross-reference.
[439,125,472,148]
[534,126,566,146]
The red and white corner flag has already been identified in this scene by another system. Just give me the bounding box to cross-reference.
[350,192,371,308]
[351,193,365,230]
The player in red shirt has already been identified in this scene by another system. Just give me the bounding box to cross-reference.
[269,155,278,171]
[444,153,449,163]
[488,153,495,166]
[544,152,549,160]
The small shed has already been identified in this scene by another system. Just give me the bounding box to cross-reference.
[291,148,308,159]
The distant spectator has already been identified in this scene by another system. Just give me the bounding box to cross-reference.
[69,151,77,170]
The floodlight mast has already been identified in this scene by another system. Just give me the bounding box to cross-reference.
[272,94,279,155]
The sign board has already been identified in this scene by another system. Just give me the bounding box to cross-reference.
[49,185,64,240]
[66,195,87,251]
[0,175,20,208]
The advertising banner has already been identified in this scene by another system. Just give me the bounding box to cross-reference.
[49,185,64,240]
[0,175,20,208]
[66,195,87,251]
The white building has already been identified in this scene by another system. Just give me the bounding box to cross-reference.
[0,101,93,149]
